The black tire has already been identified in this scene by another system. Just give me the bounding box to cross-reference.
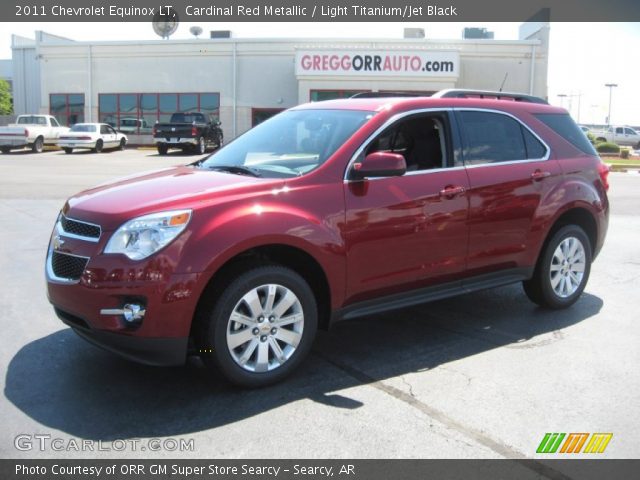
[217,132,224,148]
[1,147,10,154]
[63,148,73,154]
[197,265,318,388]
[523,225,592,309]
[196,136,205,155]
[119,138,126,151]
[32,136,44,153]
[93,139,103,153]
[157,144,168,155]
[596,137,607,143]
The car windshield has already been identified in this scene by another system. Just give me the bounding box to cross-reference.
[70,125,97,132]
[199,109,374,178]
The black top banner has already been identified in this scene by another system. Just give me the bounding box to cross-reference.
[6,0,640,22]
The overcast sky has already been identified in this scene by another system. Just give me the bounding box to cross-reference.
[2,22,639,125]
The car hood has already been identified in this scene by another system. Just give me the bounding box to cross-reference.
[65,166,269,230]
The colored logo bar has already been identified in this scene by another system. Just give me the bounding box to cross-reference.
[537,433,612,454]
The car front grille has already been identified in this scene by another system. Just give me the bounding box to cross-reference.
[60,215,101,239]
[51,251,89,281]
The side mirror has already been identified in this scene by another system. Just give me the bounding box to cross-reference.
[351,152,407,180]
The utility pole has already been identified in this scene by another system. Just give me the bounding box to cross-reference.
[604,83,618,127]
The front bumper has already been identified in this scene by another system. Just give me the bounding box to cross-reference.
[46,215,205,366]
[55,307,188,366]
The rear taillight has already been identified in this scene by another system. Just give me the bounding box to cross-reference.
[152,126,157,136]
[24,128,29,137]
[597,161,610,191]
[191,126,198,136]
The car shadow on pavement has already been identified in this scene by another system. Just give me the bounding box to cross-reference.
[4,284,602,441]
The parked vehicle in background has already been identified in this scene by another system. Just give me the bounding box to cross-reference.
[57,123,127,154]
[593,125,640,148]
[153,112,223,155]
[0,114,69,153]
[118,118,149,134]
[46,90,609,387]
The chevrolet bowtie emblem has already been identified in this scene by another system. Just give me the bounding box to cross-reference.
[53,235,65,250]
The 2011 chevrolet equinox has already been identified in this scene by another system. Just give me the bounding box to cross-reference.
[46,90,609,387]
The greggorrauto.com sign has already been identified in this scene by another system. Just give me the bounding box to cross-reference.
[295,50,460,77]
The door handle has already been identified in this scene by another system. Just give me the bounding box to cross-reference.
[531,170,551,181]
[439,185,465,198]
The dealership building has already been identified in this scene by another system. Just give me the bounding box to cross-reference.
[10,23,549,144]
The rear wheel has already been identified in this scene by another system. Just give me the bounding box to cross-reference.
[63,148,73,154]
[523,225,592,309]
[197,266,318,388]
[196,136,205,155]
[32,136,44,153]
[157,144,168,155]
[93,139,103,153]
[1,147,10,154]
[119,138,126,150]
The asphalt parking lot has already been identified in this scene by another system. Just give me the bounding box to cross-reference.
[0,148,638,461]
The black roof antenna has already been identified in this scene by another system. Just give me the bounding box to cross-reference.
[499,72,509,92]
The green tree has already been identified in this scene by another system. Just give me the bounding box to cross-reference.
[0,79,13,115]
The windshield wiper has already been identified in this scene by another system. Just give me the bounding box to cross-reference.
[206,165,262,177]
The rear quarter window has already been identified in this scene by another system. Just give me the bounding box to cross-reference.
[534,113,598,156]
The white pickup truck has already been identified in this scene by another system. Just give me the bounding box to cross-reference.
[0,114,69,153]
[593,126,640,148]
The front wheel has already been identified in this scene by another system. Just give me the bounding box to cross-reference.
[197,266,318,387]
[1,147,10,154]
[119,138,126,150]
[523,225,592,309]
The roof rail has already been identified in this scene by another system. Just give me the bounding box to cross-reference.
[433,89,548,104]
[350,92,425,99]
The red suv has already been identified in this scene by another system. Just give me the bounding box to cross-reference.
[46,90,609,387]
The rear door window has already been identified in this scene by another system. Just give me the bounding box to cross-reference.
[457,111,526,165]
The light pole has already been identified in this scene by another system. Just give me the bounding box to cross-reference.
[558,93,582,123]
[605,83,618,126]
[558,93,567,108]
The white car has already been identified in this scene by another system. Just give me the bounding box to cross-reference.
[57,123,127,154]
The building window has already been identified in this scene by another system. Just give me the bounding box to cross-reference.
[98,93,220,135]
[251,108,284,127]
[310,90,369,102]
[50,94,85,126]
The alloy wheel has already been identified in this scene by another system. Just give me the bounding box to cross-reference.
[226,284,304,373]
[549,236,586,298]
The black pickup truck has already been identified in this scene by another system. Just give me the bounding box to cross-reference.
[153,112,223,155]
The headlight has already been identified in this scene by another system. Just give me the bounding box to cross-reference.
[104,210,191,260]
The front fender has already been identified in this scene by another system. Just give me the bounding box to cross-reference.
[177,184,347,308]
